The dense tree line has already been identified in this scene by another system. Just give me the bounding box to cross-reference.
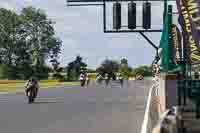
[96,59,119,79]
[0,7,62,80]
[131,65,152,77]
[96,58,153,79]
[66,55,87,81]
[49,56,153,81]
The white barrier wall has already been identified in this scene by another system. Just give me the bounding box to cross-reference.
[141,80,161,133]
[141,73,178,133]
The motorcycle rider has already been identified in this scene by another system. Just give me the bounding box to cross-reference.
[25,77,39,97]
[96,73,103,85]
[85,73,90,86]
[104,73,110,87]
[79,72,86,86]
[118,73,123,87]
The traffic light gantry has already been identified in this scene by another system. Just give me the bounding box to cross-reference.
[67,0,174,61]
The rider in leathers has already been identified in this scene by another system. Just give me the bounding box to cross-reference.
[25,78,39,97]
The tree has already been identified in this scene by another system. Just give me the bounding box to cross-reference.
[96,59,119,78]
[119,65,132,79]
[20,7,61,79]
[0,8,26,79]
[132,65,152,77]
[50,58,64,81]
[0,8,22,66]
[120,58,128,65]
[119,58,132,79]
[0,7,62,79]
[66,55,87,81]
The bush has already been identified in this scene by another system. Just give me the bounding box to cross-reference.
[0,64,9,79]
[119,65,132,79]
[0,65,20,80]
[32,66,49,80]
[132,65,152,77]
[66,69,78,81]
[52,73,65,82]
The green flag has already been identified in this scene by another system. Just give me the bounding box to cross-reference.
[159,5,171,72]
[159,5,183,73]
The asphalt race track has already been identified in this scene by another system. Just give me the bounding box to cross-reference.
[0,80,152,133]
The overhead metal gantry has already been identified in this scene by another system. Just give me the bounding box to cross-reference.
[67,0,176,60]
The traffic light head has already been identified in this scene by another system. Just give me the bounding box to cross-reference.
[113,2,121,29]
[128,2,136,29]
[142,2,151,29]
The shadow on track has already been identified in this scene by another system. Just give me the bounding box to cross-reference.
[32,101,64,104]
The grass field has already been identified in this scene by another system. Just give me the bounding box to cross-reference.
[0,80,80,93]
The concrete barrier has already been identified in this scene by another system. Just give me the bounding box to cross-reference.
[141,74,179,133]
[141,77,164,133]
[141,82,160,133]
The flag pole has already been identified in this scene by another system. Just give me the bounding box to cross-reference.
[163,0,168,23]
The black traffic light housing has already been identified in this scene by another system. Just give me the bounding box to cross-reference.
[113,2,121,29]
[128,2,137,29]
[142,2,151,29]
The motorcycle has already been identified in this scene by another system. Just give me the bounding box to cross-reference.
[96,75,103,85]
[80,79,86,87]
[26,86,38,104]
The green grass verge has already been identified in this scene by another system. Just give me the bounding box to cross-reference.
[0,81,80,93]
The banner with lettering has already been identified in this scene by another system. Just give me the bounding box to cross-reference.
[172,24,182,64]
[185,0,200,49]
[176,0,200,64]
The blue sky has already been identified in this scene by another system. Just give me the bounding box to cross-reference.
[0,0,177,69]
